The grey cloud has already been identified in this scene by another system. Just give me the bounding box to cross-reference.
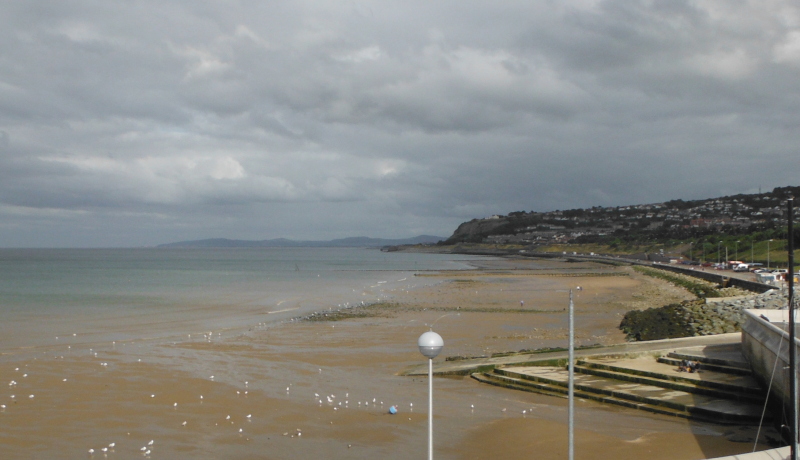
[1,0,799,247]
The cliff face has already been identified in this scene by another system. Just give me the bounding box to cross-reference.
[444,217,512,244]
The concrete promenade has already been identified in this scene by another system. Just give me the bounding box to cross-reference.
[404,332,794,459]
[402,333,744,376]
[709,446,789,460]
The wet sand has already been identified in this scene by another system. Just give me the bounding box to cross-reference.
[0,258,776,459]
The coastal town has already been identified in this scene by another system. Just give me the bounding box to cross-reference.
[447,186,799,249]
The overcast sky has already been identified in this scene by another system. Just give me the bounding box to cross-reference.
[1,1,799,247]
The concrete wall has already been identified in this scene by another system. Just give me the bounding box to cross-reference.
[741,309,800,411]
[652,263,776,293]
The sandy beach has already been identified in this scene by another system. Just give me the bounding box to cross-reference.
[0,257,776,459]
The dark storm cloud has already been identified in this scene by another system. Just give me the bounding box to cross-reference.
[1,0,799,246]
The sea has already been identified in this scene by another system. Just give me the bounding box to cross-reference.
[0,247,481,353]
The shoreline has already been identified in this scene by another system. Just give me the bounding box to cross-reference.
[0,256,773,459]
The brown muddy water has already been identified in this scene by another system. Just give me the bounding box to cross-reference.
[0,257,776,459]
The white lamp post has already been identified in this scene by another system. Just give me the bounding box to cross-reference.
[418,331,443,460]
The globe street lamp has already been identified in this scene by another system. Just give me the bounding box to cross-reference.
[418,331,443,460]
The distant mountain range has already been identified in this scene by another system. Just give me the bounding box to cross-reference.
[157,235,446,248]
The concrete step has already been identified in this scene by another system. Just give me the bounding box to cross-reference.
[488,366,768,424]
[666,345,752,370]
[658,356,753,376]
[573,362,764,404]
[470,372,702,422]
[577,357,764,397]
[666,350,752,370]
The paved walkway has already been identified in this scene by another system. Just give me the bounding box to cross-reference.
[401,333,743,376]
[709,446,789,460]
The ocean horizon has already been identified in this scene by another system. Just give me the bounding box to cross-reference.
[0,247,484,353]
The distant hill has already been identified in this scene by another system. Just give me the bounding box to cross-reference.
[443,185,800,246]
[157,235,446,248]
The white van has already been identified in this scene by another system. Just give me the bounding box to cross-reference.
[733,263,750,272]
